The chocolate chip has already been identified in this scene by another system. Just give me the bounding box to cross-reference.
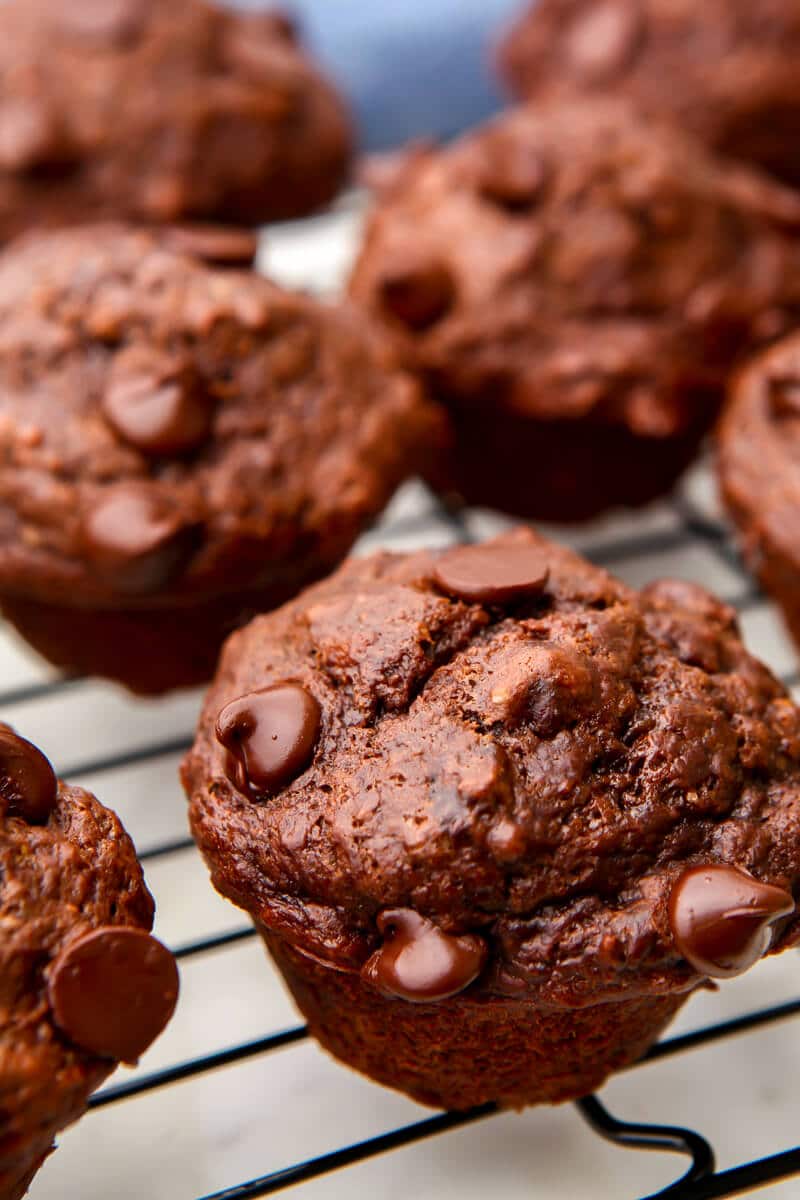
[81,482,199,595]
[433,543,549,605]
[103,349,215,457]
[379,260,455,331]
[361,909,487,1002]
[0,98,66,173]
[48,927,179,1064]
[669,864,794,979]
[159,225,259,269]
[57,0,148,45]
[216,683,321,800]
[0,727,57,824]
[565,0,643,81]
[768,373,800,418]
[479,140,549,210]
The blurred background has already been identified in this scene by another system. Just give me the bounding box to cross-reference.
[230,0,526,148]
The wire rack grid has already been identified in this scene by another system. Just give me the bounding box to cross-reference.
[6,198,800,1200]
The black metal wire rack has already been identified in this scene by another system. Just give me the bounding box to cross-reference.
[4,470,798,1200]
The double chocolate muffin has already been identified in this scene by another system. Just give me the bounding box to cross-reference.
[350,99,800,521]
[0,224,442,694]
[1,725,178,1199]
[498,0,800,188]
[183,528,800,1110]
[719,331,800,652]
[0,0,352,240]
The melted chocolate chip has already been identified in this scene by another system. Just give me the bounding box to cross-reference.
[0,727,57,823]
[159,224,259,269]
[361,909,487,1002]
[566,0,643,80]
[669,864,795,979]
[0,98,65,173]
[103,349,215,457]
[433,543,549,605]
[379,260,455,330]
[82,482,199,595]
[48,926,179,1064]
[479,140,549,210]
[768,373,800,419]
[216,684,321,800]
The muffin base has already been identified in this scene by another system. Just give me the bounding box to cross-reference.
[429,409,709,523]
[1,574,326,695]
[261,928,689,1111]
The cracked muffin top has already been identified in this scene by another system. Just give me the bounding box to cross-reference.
[0,225,442,608]
[1,726,178,1200]
[350,98,800,445]
[498,0,800,188]
[184,528,800,1008]
[0,0,351,237]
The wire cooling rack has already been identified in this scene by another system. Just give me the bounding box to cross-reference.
[8,197,800,1200]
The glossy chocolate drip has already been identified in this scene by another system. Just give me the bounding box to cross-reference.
[103,348,215,456]
[361,909,487,1003]
[81,482,198,595]
[433,543,549,605]
[48,926,179,1064]
[216,683,321,800]
[669,864,795,979]
[0,727,57,823]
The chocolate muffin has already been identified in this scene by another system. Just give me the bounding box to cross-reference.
[0,224,442,694]
[0,0,351,240]
[349,99,800,522]
[1,725,178,1199]
[183,528,800,1110]
[718,331,800,651]
[498,0,800,188]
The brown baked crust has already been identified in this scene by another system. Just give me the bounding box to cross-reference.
[185,527,800,1007]
[0,224,443,690]
[498,0,800,187]
[718,332,800,649]
[0,0,351,234]
[1,777,156,1199]
[349,99,800,520]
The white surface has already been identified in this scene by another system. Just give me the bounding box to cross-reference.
[6,203,797,1200]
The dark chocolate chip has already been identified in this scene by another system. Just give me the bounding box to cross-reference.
[103,349,215,457]
[48,926,179,1064]
[57,0,148,45]
[216,684,321,800]
[669,864,794,979]
[479,140,549,210]
[433,543,549,605]
[82,482,199,595]
[379,260,455,331]
[0,98,66,173]
[0,727,57,824]
[566,0,643,80]
[361,909,487,1003]
[768,373,800,419]
[159,225,259,269]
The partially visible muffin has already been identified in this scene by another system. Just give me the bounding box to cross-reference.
[0,225,443,693]
[719,331,800,651]
[183,528,800,1110]
[1,725,178,1199]
[350,99,800,521]
[0,0,352,239]
[498,0,800,188]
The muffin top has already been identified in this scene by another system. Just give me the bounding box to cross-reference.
[0,726,177,1194]
[184,528,800,1007]
[719,331,800,571]
[0,0,351,235]
[0,225,441,607]
[350,98,800,442]
[498,0,800,186]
